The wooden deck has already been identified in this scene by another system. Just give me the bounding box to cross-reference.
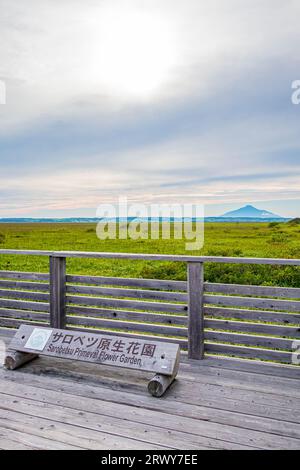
[0,332,300,450]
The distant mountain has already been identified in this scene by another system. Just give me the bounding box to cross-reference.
[221,205,283,219]
[0,207,290,224]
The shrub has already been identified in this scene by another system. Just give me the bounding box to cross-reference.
[268,222,280,228]
[287,218,300,226]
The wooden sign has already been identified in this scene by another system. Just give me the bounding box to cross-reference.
[5,325,181,397]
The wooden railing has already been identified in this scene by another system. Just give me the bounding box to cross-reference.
[0,250,300,365]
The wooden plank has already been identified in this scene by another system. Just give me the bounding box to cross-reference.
[0,250,56,257]
[3,391,253,450]
[205,283,300,299]
[187,262,204,359]
[205,331,295,350]
[204,306,300,325]
[66,305,187,326]
[204,318,300,338]
[0,308,49,322]
[0,271,49,281]
[0,426,82,450]
[58,253,300,266]
[9,325,181,376]
[179,368,300,402]
[205,342,293,363]
[184,355,300,380]
[0,327,15,337]
[204,294,300,312]
[66,294,188,313]
[169,378,300,422]
[0,280,49,291]
[65,325,188,348]
[49,256,66,329]
[176,358,300,397]
[0,409,169,450]
[5,358,299,420]
[1,249,300,265]
[0,318,49,329]
[67,315,187,337]
[66,284,187,302]
[0,289,49,302]
[67,274,187,292]
[1,379,299,449]
[0,431,40,450]
[5,368,299,441]
[0,298,49,312]
[0,392,228,450]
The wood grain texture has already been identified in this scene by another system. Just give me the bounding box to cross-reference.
[66,284,187,302]
[49,256,66,329]
[8,325,181,377]
[0,309,49,322]
[1,249,300,265]
[0,280,49,292]
[204,306,300,325]
[0,298,49,312]
[66,294,188,313]
[66,305,187,326]
[0,271,49,281]
[204,318,300,338]
[65,324,188,348]
[67,274,187,291]
[67,315,187,337]
[204,294,300,312]
[0,318,49,329]
[4,350,38,370]
[205,330,295,350]
[0,289,49,302]
[187,262,204,359]
[1,343,300,450]
[0,408,167,450]
[205,342,293,363]
[205,283,300,299]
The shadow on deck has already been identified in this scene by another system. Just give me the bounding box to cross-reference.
[0,332,300,450]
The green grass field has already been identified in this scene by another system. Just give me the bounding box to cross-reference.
[0,222,300,286]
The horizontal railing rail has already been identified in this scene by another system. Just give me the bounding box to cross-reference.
[0,250,300,365]
[1,249,300,265]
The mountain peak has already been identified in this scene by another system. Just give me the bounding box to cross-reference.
[221,205,282,219]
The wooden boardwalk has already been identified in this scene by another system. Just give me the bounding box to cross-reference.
[1,333,300,449]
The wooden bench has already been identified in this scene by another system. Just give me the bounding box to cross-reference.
[4,325,180,397]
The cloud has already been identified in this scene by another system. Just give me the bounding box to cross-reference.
[0,0,300,216]
[1,0,299,130]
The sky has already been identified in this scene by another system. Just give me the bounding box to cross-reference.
[0,0,300,218]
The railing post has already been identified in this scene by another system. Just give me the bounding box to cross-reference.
[187,262,204,360]
[49,256,66,329]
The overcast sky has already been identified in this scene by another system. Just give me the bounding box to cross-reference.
[0,0,300,217]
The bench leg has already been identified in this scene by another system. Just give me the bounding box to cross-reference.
[148,347,180,397]
[148,373,176,397]
[4,350,38,370]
